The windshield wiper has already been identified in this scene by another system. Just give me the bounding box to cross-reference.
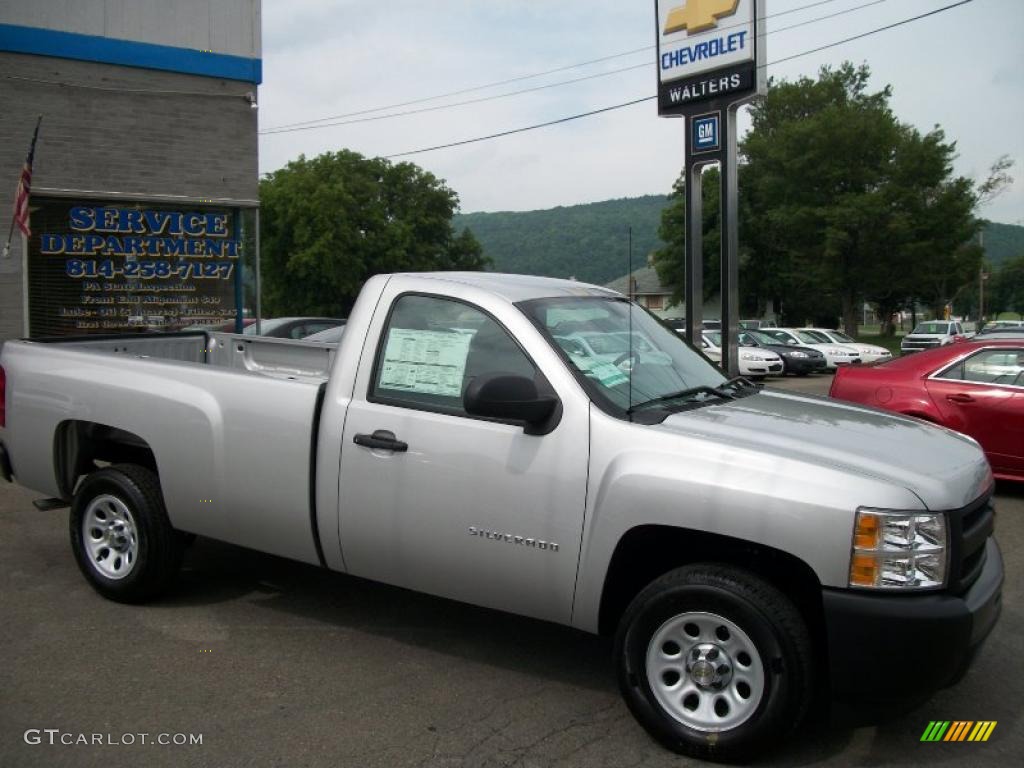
[627,385,735,414]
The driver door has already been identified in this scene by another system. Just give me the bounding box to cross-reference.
[927,347,1024,474]
[336,287,589,624]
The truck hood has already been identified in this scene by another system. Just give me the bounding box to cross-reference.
[656,389,991,510]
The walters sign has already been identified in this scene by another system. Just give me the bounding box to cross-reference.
[654,0,765,115]
[27,199,242,336]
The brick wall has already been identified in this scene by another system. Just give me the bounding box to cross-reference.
[0,51,258,339]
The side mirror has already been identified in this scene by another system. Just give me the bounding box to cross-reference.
[464,373,558,434]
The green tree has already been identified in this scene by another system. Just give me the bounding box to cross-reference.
[989,254,1024,318]
[652,167,723,306]
[260,150,488,316]
[741,63,983,334]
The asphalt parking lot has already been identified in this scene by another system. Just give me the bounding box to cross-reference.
[1,372,1021,768]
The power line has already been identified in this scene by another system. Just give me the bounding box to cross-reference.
[262,0,849,132]
[260,0,889,136]
[260,63,649,135]
[382,0,974,159]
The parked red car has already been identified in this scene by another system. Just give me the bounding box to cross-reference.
[830,340,1024,482]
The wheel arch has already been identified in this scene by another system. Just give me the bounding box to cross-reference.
[597,525,825,646]
[54,420,158,499]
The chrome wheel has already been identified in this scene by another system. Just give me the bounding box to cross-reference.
[645,611,765,732]
[82,494,139,580]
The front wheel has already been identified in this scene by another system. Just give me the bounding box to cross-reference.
[615,565,813,762]
[70,464,185,603]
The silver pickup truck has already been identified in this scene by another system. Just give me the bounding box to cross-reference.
[0,272,1003,761]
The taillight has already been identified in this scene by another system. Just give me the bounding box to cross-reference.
[0,365,6,427]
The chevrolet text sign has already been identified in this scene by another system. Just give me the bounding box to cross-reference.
[655,0,765,115]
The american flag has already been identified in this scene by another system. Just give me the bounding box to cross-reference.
[3,116,42,259]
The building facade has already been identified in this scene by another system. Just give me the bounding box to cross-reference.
[0,0,261,339]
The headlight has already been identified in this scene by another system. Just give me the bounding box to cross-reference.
[849,509,947,590]
[740,352,760,360]
[828,348,843,355]
[788,351,808,358]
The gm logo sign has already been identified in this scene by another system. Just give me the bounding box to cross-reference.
[692,113,720,153]
[664,0,740,35]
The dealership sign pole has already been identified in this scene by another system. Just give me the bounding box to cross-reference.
[654,0,765,375]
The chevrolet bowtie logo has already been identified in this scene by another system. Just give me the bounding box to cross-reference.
[664,0,740,35]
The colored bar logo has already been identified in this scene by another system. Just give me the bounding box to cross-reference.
[920,721,997,742]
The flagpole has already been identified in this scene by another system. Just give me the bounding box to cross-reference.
[2,115,43,260]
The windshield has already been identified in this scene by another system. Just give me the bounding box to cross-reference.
[706,331,722,347]
[912,322,951,335]
[800,330,831,343]
[519,297,727,414]
[747,330,776,345]
[243,317,291,335]
[736,332,759,347]
[828,330,856,343]
[762,329,799,345]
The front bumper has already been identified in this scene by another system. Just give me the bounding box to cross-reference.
[822,537,1003,705]
[783,356,826,374]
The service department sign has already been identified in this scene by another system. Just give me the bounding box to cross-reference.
[655,0,765,115]
[27,199,242,336]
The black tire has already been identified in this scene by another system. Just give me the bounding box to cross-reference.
[614,564,813,762]
[69,464,184,603]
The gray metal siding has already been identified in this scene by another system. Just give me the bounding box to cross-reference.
[0,0,261,58]
[0,51,258,341]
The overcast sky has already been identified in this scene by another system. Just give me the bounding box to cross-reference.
[258,0,1023,224]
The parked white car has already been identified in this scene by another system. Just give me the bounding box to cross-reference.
[761,329,861,370]
[702,331,784,379]
[798,328,892,364]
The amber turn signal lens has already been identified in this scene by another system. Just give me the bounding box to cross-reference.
[854,513,880,550]
[849,554,878,586]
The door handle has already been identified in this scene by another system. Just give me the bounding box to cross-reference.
[353,429,408,452]
[946,393,975,404]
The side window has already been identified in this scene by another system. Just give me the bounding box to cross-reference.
[370,294,538,415]
[939,349,1023,386]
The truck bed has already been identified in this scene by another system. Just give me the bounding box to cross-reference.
[33,331,337,383]
[1,331,330,565]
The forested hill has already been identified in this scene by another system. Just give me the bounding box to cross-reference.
[453,195,669,285]
[983,221,1024,268]
[454,196,1024,284]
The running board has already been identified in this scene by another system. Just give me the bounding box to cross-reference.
[32,498,70,511]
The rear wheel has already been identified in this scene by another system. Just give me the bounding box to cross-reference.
[615,564,812,762]
[70,464,184,603]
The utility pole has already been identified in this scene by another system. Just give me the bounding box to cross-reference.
[978,229,986,325]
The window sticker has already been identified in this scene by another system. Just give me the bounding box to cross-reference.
[573,357,629,388]
[378,329,473,397]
